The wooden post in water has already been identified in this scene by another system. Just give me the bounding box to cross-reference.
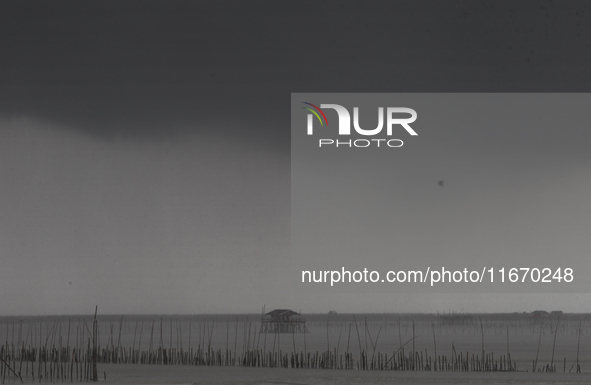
[550,316,560,371]
[506,325,511,371]
[479,317,485,371]
[353,316,362,370]
[117,315,124,364]
[345,323,351,369]
[533,324,542,372]
[92,306,98,381]
[412,321,415,370]
[576,319,582,373]
[432,323,437,371]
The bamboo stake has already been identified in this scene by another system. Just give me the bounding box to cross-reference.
[550,316,560,371]
[534,323,542,372]
[92,306,98,381]
[353,316,362,370]
[432,323,437,371]
[576,319,582,373]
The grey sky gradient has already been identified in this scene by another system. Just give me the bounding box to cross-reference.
[1,1,591,315]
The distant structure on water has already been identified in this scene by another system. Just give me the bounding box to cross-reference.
[531,310,549,318]
[260,309,306,333]
[531,310,563,318]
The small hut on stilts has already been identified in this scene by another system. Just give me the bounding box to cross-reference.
[260,308,306,333]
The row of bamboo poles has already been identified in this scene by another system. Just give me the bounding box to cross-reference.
[0,314,583,383]
[0,307,100,383]
[0,343,520,381]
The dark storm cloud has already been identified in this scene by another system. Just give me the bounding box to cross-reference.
[1,0,591,315]
[2,0,591,144]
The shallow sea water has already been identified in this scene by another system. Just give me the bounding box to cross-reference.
[96,364,591,385]
[3,313,591,384]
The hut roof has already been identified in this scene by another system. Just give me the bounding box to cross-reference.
[265,309,299,316]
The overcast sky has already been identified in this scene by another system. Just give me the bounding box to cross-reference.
[1,1,591,315]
